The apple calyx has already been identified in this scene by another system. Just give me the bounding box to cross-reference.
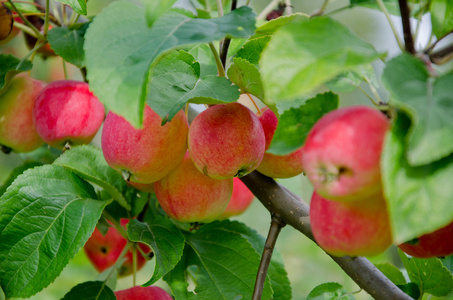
[0,145,12,154]
[122,170,132,182]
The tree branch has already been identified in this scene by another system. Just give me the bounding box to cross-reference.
[219,0,237,68]
[240,171,412,300]
[398,0,416,54]
[429,44,453,64]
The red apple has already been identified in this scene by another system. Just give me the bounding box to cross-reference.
[398,220,453,258]
[188,102,265,179]
[84,219,151,277]
[256,107,304,178]
[302,106,390,201]
[33,80,105,150]
[115,286,172,300]
[310,191,392,257]
[154,152,233,223]
[0,74,45,153]
[101,104,188,184]
[218,177,254,219]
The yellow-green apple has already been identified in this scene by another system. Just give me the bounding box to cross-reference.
[33,80,105,150]
[218,177,254,219]
[23,16,56,58]
[102,104,188,184]
[127,181,155,193]
[115,286,172,300]
[398,220,453,258]
[154,152,233,223]
[188,102,265,179]
[256,107,304,178]
[84,219,151,277]
[0,74,45,153]
[302,106,389,201]
[0,3,13,41]
[310,191,392,257]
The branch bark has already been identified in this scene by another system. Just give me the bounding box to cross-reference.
[398,0,416,54]
[240,171,412,300]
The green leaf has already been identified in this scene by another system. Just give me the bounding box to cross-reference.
[396,283,420,300]
[54,145,131,210]
[253,13,307,38]
[47,23,89,68]
[0,161,41,196]
[261,16,381,105]
[148,50,240,123]
[441,255,453,273]
[381,111,453,243]
[127,218,185,286]
[188,44,218,77]
[3,0,38,14]
[85,1,255,128]
[54,0,87,15]
[325,64,376,94]
[399,250,453,297]
[236,36,271,65]
[382,53,453,166]
[145,0,177,27]
[0,165,109,298]
[227,57,264,100]
[163,252,190,299]
[430,0,453,38]
[0,286,4,300]
[306,282,355,300]
[0,55,32,91]
[375,263,406,285]
[350,0,401,15]
[62,281,116,300]
[268,92,339,155]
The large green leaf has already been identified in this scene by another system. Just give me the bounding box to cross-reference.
[253,13,307,38]
[85,1,255,128]
[381,112,453,243]
[0,165,109,298]
[227,57,264,100]
[0,162,41,196]
[399,250,453,297]
[62,281,116,300]
[268,92,339,155]
[54,145,130,210]
[375,263,406,285]
[127,218,185,286]
[148,50,240,123]
[261,16,381,105]
[0,55,32,91]
[145,0,177,27]
[47,23,89,68]
[350,0,401,15]
[235,36,271,65]
[382,53,453,166]
[54,0,87,15]
[430,0,453,38]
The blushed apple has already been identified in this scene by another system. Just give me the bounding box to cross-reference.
[188,102,265,179]
[302,106,390,201]
[0,74,45,153]
[154,152,233,223]
[256,107,304,178]
[218,177,254,219]
[102,104,188,184]
[310,191,392,257]
[115,286,172,300]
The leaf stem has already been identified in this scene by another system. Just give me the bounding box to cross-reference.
[102,211,128,240]
[363,74,383,104]
[375,0,405,51]
[216,0,223,17]
[132,244,137,286]
[43,0,50,36]
[257,0,281,20]
[246,93,261,114]
[219,0,236,68]
[62,58,68,79]
[358,85,378,106]
[310,0,329,17]
[398,0,416,54]
[208,42,226,77]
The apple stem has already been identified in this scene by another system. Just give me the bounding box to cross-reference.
[252,214,286,300]
[245,93,261,114]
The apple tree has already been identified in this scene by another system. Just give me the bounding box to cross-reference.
[1,0,453,299]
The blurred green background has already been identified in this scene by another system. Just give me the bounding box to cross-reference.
[1,0,451,299]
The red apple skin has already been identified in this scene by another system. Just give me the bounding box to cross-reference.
[188,102,265,179]
[302,106,390,201]
[33,80,105,149]
[0,74,45,152]
[154,152,233,223]
[84,219,151,277]
[310,191,392,257]
[256,107,304,178]
[102,104,188,184]
[218,177,254,219]
[398,220,453,258]
[115,286,172,300]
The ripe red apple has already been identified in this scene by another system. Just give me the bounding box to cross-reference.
[23,16,56,58]
[154,152,233,223]
[0,74,45,153]
[84,219,151,277]
[256,107,304,178]
[115,286,172,300]
[310,191,392,257]
[398,220,453,258]
[188,102,265,179]
[33,80,105,150]
[218,177,254,219]
[302,106,390,201]
[102,104,188,184]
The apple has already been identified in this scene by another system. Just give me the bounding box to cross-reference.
[188,102,265,179]
[33,80,105,150]
[256,107,304,178]
[310,191,392,257]
[398,220,453,258]
[115,286,172,300]
[0,74,45,153]
[302,105,390,201]
[23,16,56,58]
[84,219,151,277]
[102,104,188,184]
[154,152,233,223]
[127,181,155,193]
[0,3,13,41]
[218,177,255,219]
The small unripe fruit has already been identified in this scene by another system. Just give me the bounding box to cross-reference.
[0,3,13,41]
[114,286,172,300]
[218,177,254,219]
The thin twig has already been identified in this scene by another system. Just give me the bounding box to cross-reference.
[376,0,405,51]
[208,42,226,77]
[216,0,223,17]
[257,0,281,20]
[398,0,415,54]
[429,44,453,64]
[219,0,237,68]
